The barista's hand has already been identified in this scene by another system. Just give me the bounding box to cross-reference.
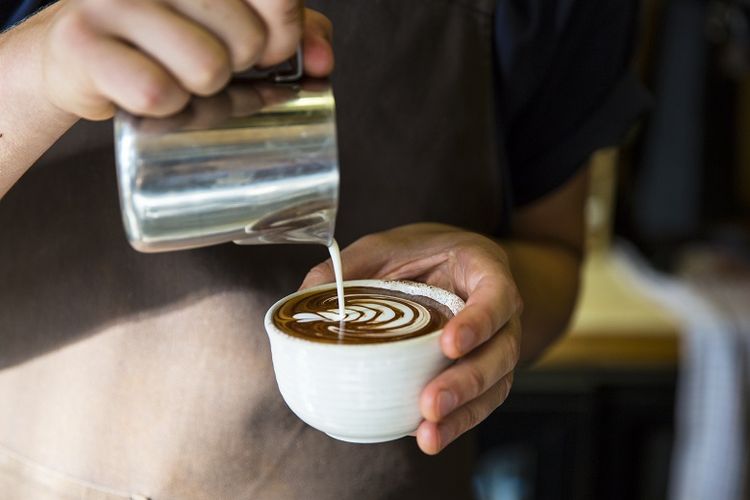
[36,0,333,120]
[301,223,523,455]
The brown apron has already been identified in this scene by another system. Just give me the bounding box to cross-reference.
[0,0,501,498]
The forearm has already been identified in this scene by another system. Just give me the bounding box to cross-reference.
[501,239,582,363]
[0,4,77,199]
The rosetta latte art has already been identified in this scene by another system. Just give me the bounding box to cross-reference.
[293,294,432,337]
[273,286,452,344]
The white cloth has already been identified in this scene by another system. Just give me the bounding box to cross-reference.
[610,243,748,500]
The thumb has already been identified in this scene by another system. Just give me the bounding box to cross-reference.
[302,9,334,77]
[299,259,336,290]
[299,235,390,290]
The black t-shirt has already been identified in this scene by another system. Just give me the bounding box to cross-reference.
[2,0,650,208]
[495,0,650,206]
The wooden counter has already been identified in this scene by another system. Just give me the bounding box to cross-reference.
[533,252,680,371]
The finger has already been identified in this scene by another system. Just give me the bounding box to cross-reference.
[302,9,334,77]
[85,36,189,118]
[87,0,232,96]
[441,273,522,359]
[299,234,394,290]
[420,321,520,422]
[165,0,268,71]
[300,260,336,290]
[417,374,514,455]
[248,0,304,67]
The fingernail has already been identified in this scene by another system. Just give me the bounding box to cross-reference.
[437,390,456,417]
[457,326,476,354]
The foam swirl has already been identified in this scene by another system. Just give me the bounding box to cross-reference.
[273,286,452,344]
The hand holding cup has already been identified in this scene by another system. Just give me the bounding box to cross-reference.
[302,223,523,454]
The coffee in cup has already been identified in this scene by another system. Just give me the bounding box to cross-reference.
[272,285,453,344]
[265,279,464,443]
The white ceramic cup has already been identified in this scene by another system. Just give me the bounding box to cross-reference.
[264,279,465,443]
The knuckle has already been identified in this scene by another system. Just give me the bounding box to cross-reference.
[150,92,189,118]
[82,0,125,19]
[232,31,267,71]
[95,0,123,8]
[306,265,323,278]
[352,235,376,251]
[51,8,89,45]
[261,41,300,67]
[496,271,515,293]
[499,375,513,404]
[307,263,331,280]
[189,56,231,96]
[302,262,334,287]
[451,245,473,266]
[461,403,482,431]
[505,322,521,364]
[358,231,387,247]
[464,363,486,399]
[260,1,303,66]
[77,0,98,12]
[103,0,127,10]
[274,0,304,27]
[476,307,495,341]
[82,102,117,121]
[131,75,174,114]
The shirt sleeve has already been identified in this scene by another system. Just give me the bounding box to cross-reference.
[2,1,52,30]
[495,0,652,207]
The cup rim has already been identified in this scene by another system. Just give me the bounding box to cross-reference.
[264,279,465,349]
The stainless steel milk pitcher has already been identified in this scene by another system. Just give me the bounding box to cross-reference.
[114,68,338,252]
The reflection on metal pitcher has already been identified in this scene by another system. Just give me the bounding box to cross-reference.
[114,80,339,252]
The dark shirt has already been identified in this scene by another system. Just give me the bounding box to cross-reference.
[2,0,649,208]
[0,0,46,28]
[495,0,650,206]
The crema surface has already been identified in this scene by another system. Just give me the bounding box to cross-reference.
[273,286,453,344]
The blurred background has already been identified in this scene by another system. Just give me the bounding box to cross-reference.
[475,0,750,498]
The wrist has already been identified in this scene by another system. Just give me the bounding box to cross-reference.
[0,4,79,198]
[2,4,78,127]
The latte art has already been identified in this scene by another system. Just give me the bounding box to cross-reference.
[293,293,432,337]
[273,286,452,344]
